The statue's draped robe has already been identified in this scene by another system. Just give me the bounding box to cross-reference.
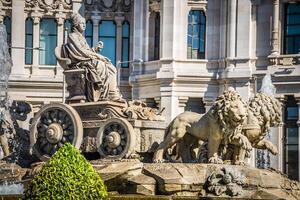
[62,29,120,101]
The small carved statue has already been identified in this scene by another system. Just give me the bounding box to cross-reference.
[205,167,245,196]
[61,12,122,102]
[153,89,252,164]
[0,100,32,162]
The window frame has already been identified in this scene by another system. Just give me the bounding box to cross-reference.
[154,12,160,61]
[85,19,93,48]
[283,3,300,55]
[3,16,11,54]
[283,96,299,181]
[39,18,58,66]
[121,20,130,68]
[187,9,206,60]
[25,17,33,65]
[98,20,117,66]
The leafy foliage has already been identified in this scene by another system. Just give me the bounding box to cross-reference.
[23,143,108,200]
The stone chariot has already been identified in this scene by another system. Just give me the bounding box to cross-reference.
[28,46,166,162]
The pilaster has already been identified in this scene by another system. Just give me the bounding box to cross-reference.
[295,96,300,182]
[55,12,66,47]
[30,10,42,76]
[91,13,100,48]
[270,0,280,55]
[115,16,124,65]
[10,0,25,77]
[178,96,189,114]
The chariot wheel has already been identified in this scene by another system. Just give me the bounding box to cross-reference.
[96,118,135,159]
[30,103,83,161]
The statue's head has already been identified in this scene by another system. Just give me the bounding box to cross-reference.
[71,12,86,33]
[214,89,247,128]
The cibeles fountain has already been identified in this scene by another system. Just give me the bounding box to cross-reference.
[0,12,299,199]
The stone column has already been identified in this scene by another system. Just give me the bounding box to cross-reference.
[270,0,279,55]
[31,11,42,75]
[154,97,161,111]
[160,95,179,123]
[296,97,300,182]
[133,0,146,61]
[275,96,286,172]
[91,14,100,48]
[72,0,84,15]
[203,100,214,112]
[160,0,188,60]
[115,16,124,65]
[10,0,25,77]
[55,13,66,47]
[178,96,189,114]
[228,0,237,60]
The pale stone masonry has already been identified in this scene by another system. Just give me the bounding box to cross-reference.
[0,0,299,180]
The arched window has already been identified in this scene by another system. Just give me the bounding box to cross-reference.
[154,13,160,60]
[85,19,93,48]
[25,18,33,65]
[3,16,11,53]
[39,18,57,65]
[99,20,116,65]
[284,3,300,54]
[121,21,130,67]
[187,10,206,59]
[64,19,72,43]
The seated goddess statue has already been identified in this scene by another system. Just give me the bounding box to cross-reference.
[61,12,122,102]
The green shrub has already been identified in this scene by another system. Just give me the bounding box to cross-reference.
[23,143,108,200]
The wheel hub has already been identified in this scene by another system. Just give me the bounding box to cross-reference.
[106,131,121,148]
[46,123,63,144]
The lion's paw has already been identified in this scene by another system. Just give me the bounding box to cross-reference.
[234,160,248,166]
[268,144,278,155]
[208,156,223,164]
[240,137,252,151]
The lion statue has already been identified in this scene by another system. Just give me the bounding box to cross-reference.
[153,89,252,164]
[224,92,282,163]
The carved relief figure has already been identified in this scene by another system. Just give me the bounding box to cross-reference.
[153,89,252,164]
[61,12,122,102]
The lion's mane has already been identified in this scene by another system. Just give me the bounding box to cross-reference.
[248,93,282,137]
[211,90,247,145]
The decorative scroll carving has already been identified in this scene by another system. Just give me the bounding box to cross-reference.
[84,0,131,13]
[0,0,11,7]
[205,167,245,196]
[73,100,164,122]
[268,54,299,67]
[25,0,72,12]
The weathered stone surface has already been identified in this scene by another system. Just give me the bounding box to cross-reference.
[127,174,156,195]
[1,160,300,199]
[92,160,143,192]
[0,162,27,183]
[143,163,206,195]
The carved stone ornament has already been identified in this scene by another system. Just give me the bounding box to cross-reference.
[205,167,245,196]
[72,100,164,122]
[25,0,72,12]
[85,0,131,12]
[0,0,11,7]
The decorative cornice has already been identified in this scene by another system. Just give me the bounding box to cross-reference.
[188,0,207,11]
[25,0,72,14]
[85,0,131,13]
[149,0,161,13]
[0,0,12,13]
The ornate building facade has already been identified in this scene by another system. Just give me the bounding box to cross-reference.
[1,0,299,181]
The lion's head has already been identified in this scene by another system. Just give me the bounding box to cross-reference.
[212,89,248,142]
[248,93,282,135]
